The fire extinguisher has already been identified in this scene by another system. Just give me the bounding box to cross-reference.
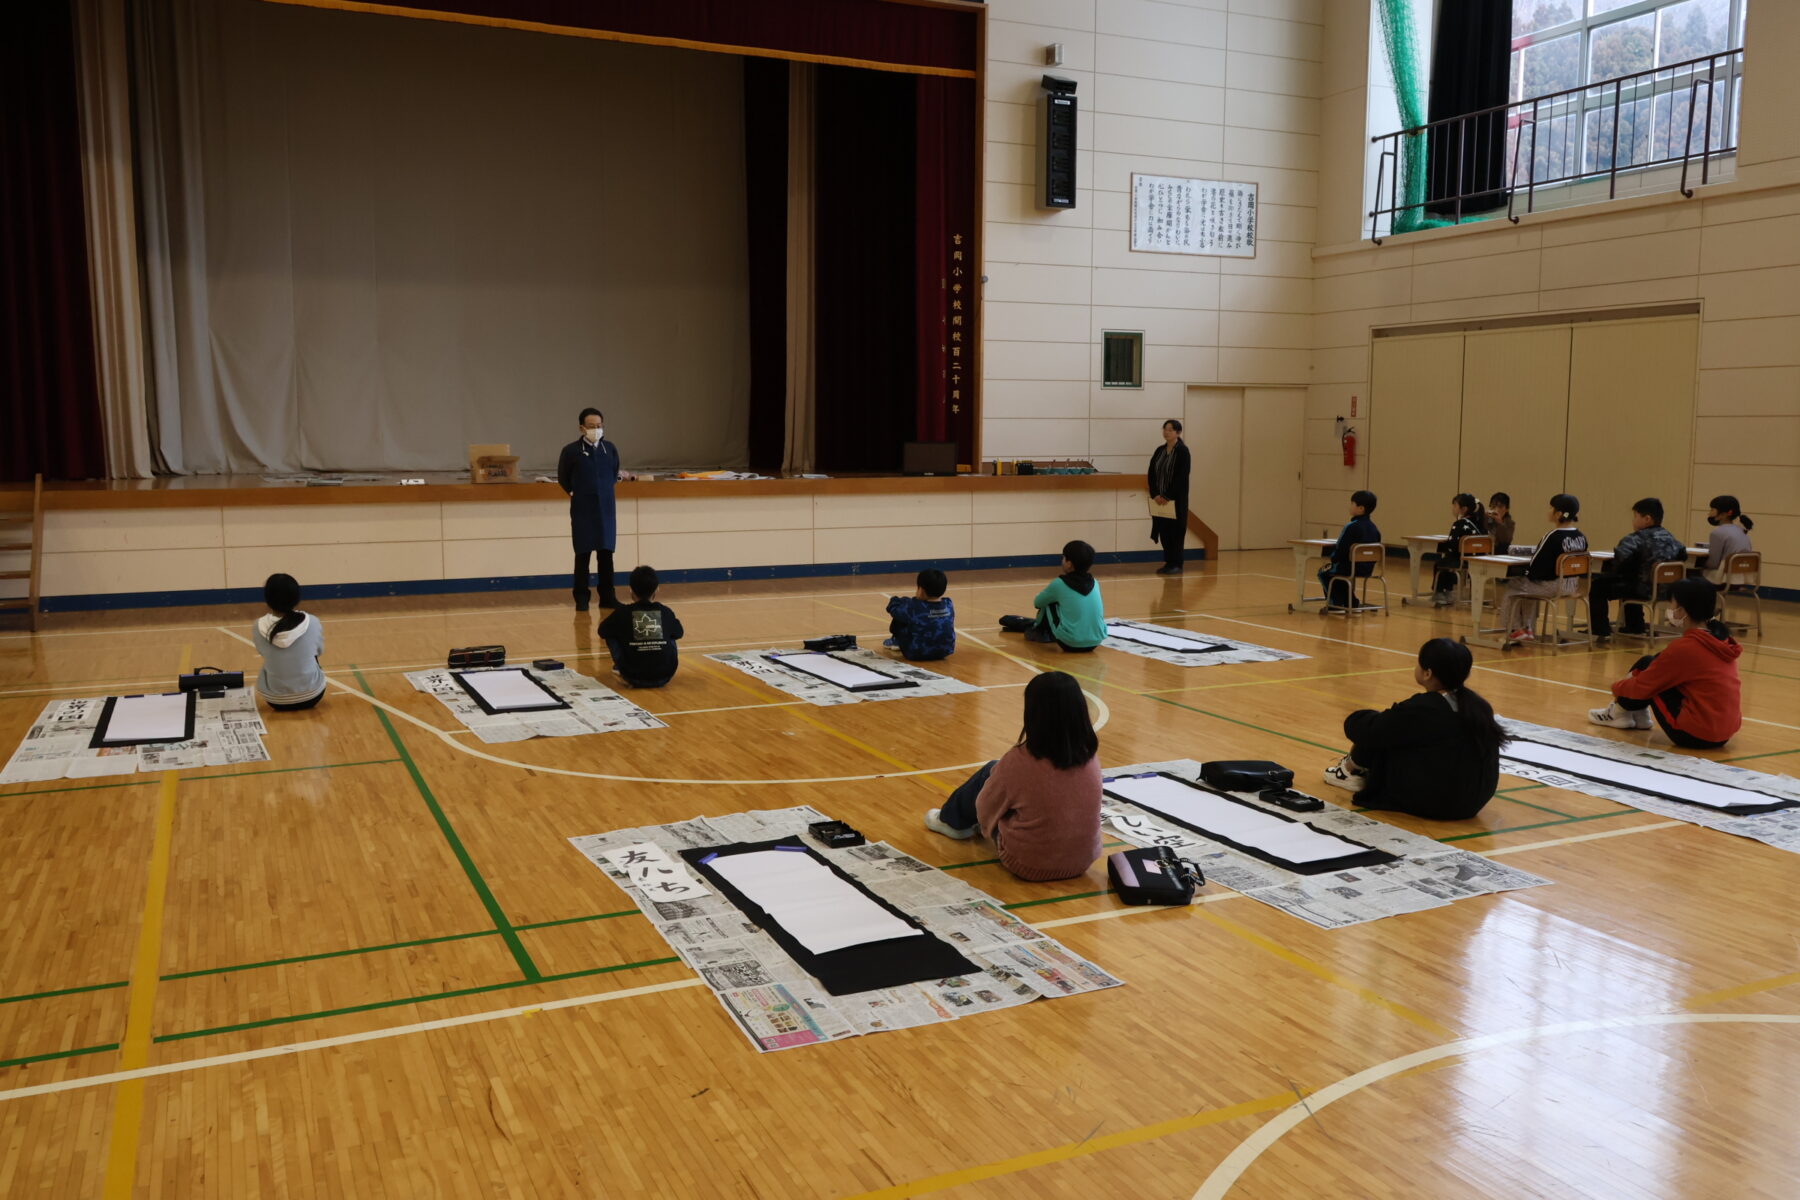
[1341,425,1357,467]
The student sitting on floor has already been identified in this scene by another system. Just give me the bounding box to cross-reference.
[1488,492,1516,554]
[1321,638,1505,821]
[1319,490,1381,608]
[884,568,956,661]
[253,573,327,711]
[1589,579,1742,749]
[1697,494,1755,586]
[922,671,1102,881]
[998,540,1106,652]
[1589,497,1687,642]
[1496,493,1588,646]
[598,565,684,688]
[1431,492,1489,607]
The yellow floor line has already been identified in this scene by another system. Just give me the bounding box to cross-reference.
[100,645,190,1198]
[1683,971,1800,1010]
[840,1091,1295,1200]
[1190,906,1458,1039]
[691,662,955,794]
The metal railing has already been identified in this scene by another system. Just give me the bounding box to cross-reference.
[1368,48,1743,243]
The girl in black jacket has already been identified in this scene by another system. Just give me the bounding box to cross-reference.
[1322,638,1508,820]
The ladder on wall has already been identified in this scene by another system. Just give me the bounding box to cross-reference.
[0,475,44,631]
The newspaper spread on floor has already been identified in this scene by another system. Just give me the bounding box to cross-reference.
[705,649,982,707]
[1497,717,1800,855]
[0,688,271,784]
[403,667,665,743]
[1101,620,1309,668]
[569,805,1122,1052]
[1101,759,1552,930]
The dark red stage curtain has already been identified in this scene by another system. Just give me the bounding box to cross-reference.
[813,66,916,474]
[338,0,979,74]
[743,58,789,475]
[913,75,977,465]
[0,0,105,482]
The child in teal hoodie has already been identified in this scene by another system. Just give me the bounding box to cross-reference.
[1000,540,1106,652]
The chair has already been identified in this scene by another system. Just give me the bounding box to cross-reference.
[1718,551,1762,637]
[1634,560,1689,645]
[1453,534,1494,604]
[1518,552,1592,649]
[1325,542,1388,615]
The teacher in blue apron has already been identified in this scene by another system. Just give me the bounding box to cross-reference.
[558,407,635,611]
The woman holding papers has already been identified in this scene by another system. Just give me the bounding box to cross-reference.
[923,672,1103,880]
[1146,419,1191,576]
[1323,638,1506,820]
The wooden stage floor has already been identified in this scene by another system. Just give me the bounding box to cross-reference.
[2,550,1797,1198]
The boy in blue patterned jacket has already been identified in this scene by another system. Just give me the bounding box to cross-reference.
[885,569,956,661]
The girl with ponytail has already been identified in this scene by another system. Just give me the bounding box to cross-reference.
[1431,493,1489,607]
[1701,494,1755,586]
[1323,638,1506,820]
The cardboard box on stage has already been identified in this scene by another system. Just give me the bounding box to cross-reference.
[468,444,520,484]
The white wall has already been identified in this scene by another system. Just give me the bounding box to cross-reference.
[979,0,1321,476]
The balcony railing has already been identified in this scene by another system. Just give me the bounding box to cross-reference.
[1368,48,1743,244]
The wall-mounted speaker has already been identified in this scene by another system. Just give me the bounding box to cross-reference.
[1037,74,1077,210]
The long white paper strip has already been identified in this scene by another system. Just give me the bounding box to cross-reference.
[457,669,562,712]
[1502,739,1789,811]
[709,848,924,955]
[767,652,904,691]
[1105,775,1370,865]
[1105,623,1224,652]
[101,693,191,743]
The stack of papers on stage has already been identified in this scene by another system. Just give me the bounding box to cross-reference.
[1101,620,1307,667]
[570,806,1122,1052]
[708,648,981,707]
[407,666,664,742]
[1101,759,1551,929]
[0,689,270,784]
[1498,718,1800,854]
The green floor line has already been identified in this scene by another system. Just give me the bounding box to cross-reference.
[153,956,682,1044]
[1,757,402,801]
[1723,747,1800,763]
[941,841,1128,872]
[160,929,498,982]
[1145,694,1346,756]
[516,909,641,932]
[0,979,129,1006]
[353,667,540,982]
[0,1041,121,1071]
[1494,792,1573,818]
[1437,808,1645,842]
[1003,889,1111,910]
[1496,782,1547,793]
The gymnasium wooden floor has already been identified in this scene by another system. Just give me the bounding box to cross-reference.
[2,550,1797,1198]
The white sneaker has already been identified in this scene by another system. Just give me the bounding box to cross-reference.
[1588,703,1652,730]
[924,809,976,840]
[1322,756,1368,793]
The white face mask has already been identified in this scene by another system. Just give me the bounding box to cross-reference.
[583,426,602,443]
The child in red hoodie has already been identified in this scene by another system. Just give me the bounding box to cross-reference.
[1589,579,1742,749]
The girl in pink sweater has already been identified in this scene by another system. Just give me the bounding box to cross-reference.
[924,671,1103,881]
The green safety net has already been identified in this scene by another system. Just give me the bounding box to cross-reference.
[1371,0,1454,235]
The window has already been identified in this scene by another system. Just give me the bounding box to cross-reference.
[1102,331,1142,389]
[1507,0,1744,184]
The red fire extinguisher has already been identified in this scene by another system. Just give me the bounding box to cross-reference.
[1341,425,1357,467]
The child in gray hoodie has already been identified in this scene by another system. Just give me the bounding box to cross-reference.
[253,573,326,710]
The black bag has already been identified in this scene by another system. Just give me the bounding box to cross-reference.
[1201,760,1294,792]
[1107,846,1202,906]
[449,645,505,670]
[178,666,244,693]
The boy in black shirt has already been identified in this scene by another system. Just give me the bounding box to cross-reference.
[1319,490,1381,609]
[598,565,684,687]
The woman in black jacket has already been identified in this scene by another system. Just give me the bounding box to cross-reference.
[1147,419,1192,576]
[1322,638,1508,820]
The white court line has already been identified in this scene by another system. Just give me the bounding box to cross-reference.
[1191,1013,1800,1200]
[212,628,1027,786]
[958,629,1113,735]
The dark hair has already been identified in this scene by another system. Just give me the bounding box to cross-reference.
[1709,494,1753,531]
[916,568,947,599]
[578,407,602,424]
[1670,578,1731,639]
[1062,540,1095,573]
[1162,418,1183,434]
[1452,492,1487,531]
[264,573,300,614]
[1018,671,1098,770]
[1351,489,1378,514]
[1550,493,1579,520]
[1633,497,1664,524]
[629,564,658,599]
[1490,491,1510,509]
[1417,638,1506,761]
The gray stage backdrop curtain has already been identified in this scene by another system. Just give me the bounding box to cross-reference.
[131,0,750,474]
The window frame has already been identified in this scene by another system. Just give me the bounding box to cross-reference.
[1100,330,1144,390]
